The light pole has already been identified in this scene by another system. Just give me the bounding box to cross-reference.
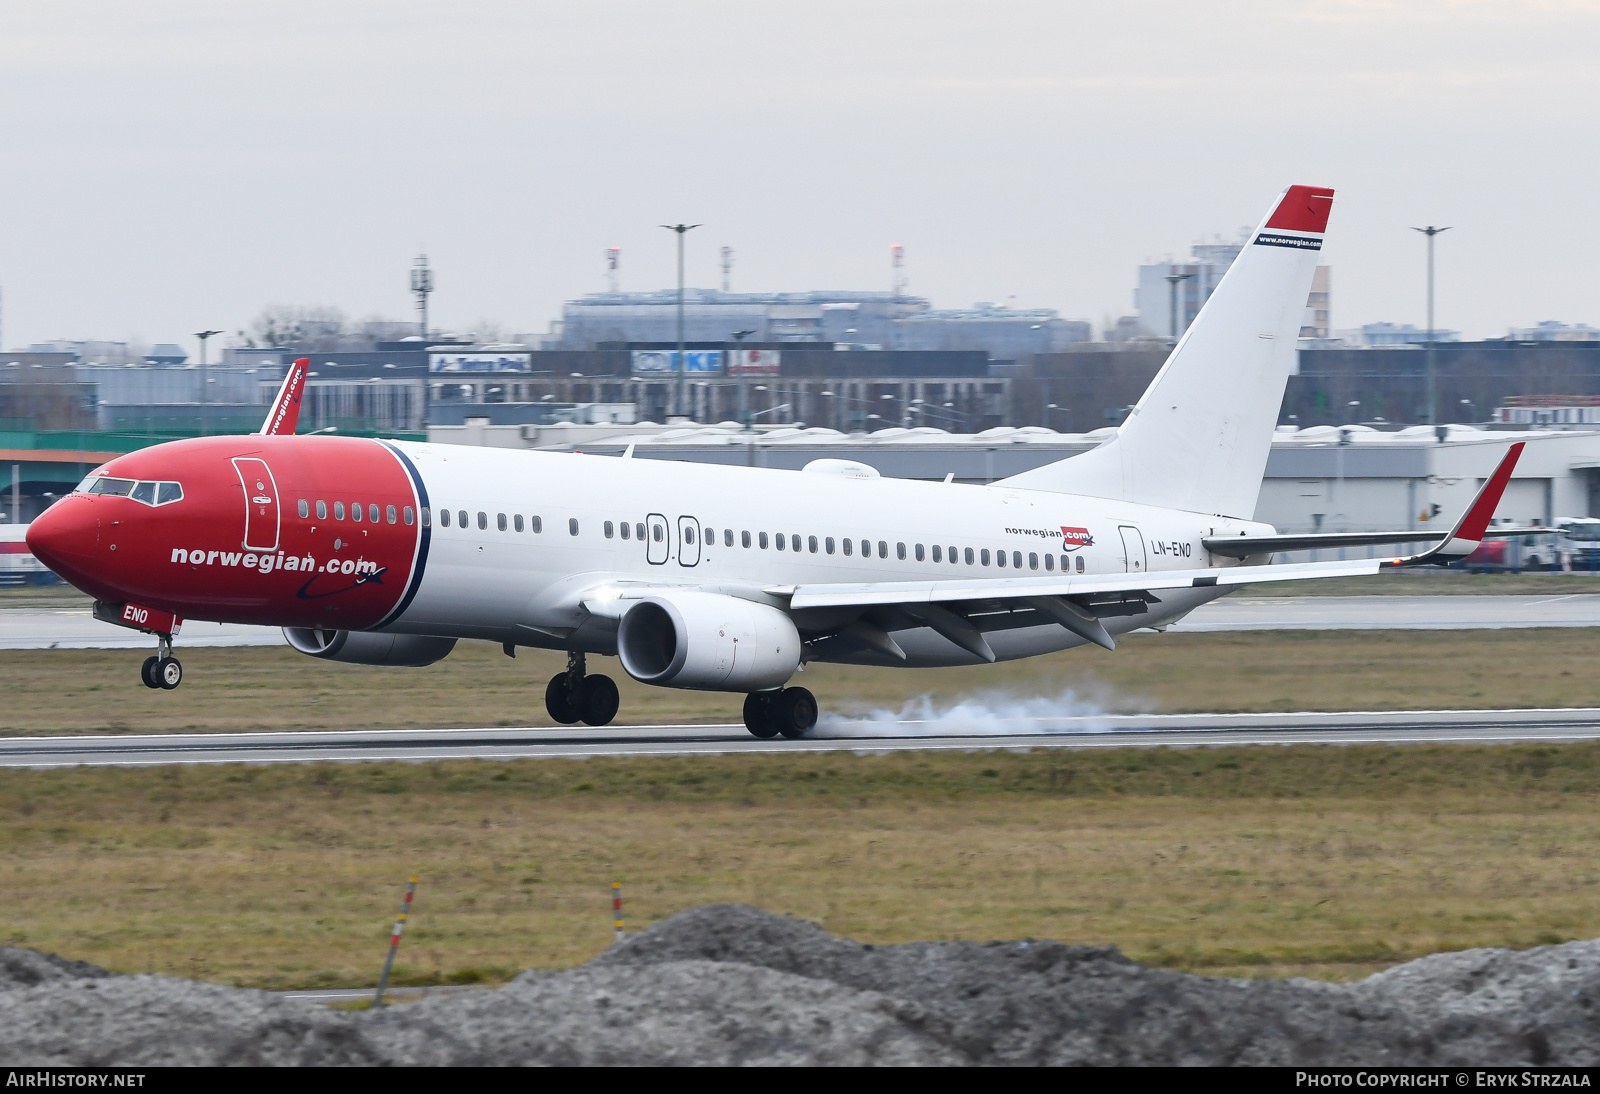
[1164,270,1194,342]
[410,254,434,341]
[194,330,221,436]
[1411,225,1451,425]
[660,223,701,418]
[730,329,755,428]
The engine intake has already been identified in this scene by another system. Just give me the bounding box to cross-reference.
[282,627,457,667]
[617,590,800,692]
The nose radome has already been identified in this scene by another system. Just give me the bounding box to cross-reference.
[26,499,98,570]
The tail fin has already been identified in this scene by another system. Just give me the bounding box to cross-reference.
[1000,185,1334,518]
[259,357,308,436]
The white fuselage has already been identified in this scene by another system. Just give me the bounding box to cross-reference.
[386,441,1267,667]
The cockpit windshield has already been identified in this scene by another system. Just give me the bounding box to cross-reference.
[77,475,184,507]
[86,477,135,497]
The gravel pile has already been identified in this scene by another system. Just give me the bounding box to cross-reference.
[3,905,1599,1065]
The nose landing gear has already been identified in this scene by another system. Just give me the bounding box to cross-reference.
[91,602,185,691]
[743,686,817,740]
[139,635,183,691]
[544,651,620,727]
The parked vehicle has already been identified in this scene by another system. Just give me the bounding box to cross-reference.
[1557,518,1600,572]
[1462,521,1559,572]
[0,523,60,586]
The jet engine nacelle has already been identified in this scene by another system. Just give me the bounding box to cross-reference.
[617,590,801,692]
[282,627,457,667]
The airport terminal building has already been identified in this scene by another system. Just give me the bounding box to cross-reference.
[425,418,1599,556]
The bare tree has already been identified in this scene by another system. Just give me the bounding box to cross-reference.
[251,305,352,352]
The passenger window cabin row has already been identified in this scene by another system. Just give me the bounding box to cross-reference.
[435,509,550,534]
[408,506,1092,573]
[297,499,413,526]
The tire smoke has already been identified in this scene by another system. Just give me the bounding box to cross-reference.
[815,687,1152,738]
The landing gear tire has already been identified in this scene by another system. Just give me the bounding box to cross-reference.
[544,674,581,725]
[774,686,818,739]
[155,657,183,691]
[577,674,620,727]
[140,656,161,689]
[743,692,780,739]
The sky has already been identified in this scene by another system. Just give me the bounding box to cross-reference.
[1,0,1598,355]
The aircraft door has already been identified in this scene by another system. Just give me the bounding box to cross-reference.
[678,516,701,567]
[232,457,281,552]
[1118,525,1147,573]
[645,513,670,565]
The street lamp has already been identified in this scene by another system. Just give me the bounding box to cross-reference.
[194,330,222,366]
[1411,225,1451,425]
[1164,270,1194,342]
[730,329,755,426]
[659,223,701,419]
[193,330,222,437]
[1460,398,1476,423]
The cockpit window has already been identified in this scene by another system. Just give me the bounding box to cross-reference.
[74,469,109,493]
[81,477,183,507]
[87,477,136,497]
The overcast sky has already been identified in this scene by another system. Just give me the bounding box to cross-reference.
[2,1,1597,354]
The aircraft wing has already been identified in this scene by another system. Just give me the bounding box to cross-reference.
[1203,526,1554,560]
[769,442,1528,655]
[779,556,1384,611]
[259,357,309,436]
[1203,442,1529,559]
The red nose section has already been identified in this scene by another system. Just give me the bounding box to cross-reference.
[25,497,98,573]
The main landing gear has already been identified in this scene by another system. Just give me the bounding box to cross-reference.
[545,651,620,727]
[139,635,183,691]
[743,686,818,740]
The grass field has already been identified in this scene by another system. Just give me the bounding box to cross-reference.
[3,627,1600,737]
[7,613,1600,992]
[5,745,1599,988]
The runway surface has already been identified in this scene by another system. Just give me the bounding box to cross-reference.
[1169,594,1600,631]
[4,708,1599,767]
[4,594,1600,649]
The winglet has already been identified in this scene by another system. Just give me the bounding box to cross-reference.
[1395,442,1525,565]
[259,357,308,436]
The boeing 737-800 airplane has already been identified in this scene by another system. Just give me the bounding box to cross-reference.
[26,185,1532,738]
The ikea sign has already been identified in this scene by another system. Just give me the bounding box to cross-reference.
[631,350,723,374]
